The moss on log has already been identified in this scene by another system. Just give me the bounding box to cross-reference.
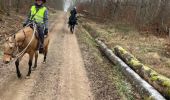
[96,39,165,99]
[114,45,170,99]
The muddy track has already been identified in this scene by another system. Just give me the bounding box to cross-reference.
[0,11,139,100]
[0,12,93,100]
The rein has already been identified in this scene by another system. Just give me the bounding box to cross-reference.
[5,22,37,64]
[15,23,37,59]
[4,39,18,57]
[19,30,27,49]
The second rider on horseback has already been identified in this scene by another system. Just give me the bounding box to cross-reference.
[68,7,78,33]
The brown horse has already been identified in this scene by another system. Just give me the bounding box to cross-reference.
[3,25,50,78]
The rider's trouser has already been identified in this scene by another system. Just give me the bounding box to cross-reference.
[37,25,45,49]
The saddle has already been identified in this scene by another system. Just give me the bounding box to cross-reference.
[28,24,48,39]
[28,24,48,51]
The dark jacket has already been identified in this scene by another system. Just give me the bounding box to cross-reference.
[69,8,77,25]
[70,8,77,17]
[69,15,77,25]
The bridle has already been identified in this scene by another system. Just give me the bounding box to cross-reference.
[3,38,18,58]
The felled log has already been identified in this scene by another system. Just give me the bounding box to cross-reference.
[114,45,170,99]
[96,39,165,100]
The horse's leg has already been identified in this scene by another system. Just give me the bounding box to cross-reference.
[43,42,49,63]
[15,59,22,78]
[70,25,72,33]
[33,51,38,70]
[73,24,75,33]
[71,25,73,33]
[43,51,47,63]
[43,40,49,63]
[71,25,74,33]
[27,52,34,77]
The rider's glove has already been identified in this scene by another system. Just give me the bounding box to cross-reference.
[23,23,27,27]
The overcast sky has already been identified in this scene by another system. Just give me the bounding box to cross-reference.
[64,0,73,12]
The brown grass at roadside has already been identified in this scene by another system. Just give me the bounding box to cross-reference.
[76,25,141,100]
[81,18,170,79]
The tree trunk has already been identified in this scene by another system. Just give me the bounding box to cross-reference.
[16,0,20,13]
[114,45,170,99]
[96,39,165,100]
[7,0,11,16]
[169,28,170,38]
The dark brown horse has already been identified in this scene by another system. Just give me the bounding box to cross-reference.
[3,24,50,78]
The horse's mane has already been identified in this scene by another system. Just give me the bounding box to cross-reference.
[21,27,33,33]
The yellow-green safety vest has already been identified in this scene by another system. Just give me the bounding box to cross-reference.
[30,5,47,24]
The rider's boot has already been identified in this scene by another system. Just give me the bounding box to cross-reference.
[44,29,48,38]
[39,36,44,54]
[37,26,45,54]
[39,43,44,54]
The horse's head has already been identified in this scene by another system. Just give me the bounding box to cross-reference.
[3,35,17,64]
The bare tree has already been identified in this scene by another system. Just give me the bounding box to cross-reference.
[76,0,170,35]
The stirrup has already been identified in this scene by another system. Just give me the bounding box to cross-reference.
[44,35,48,38]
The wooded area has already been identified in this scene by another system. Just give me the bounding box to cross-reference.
[0,0,64,15]
[0,0,64,39]
[76,0,170,35]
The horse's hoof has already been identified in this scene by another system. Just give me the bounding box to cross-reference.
[25,76,31,79]
[42,61,46,64]
[32,67,36,71]
[17,74,22,79]
[32,66,37,71]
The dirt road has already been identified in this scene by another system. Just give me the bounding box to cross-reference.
[0,12,93,100]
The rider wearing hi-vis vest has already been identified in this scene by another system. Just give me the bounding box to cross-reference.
[30,5,47,24]
[23,0,48,53]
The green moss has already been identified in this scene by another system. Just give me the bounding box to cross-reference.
[143,66,158,79]
[166,89,170,95]
[115,46,128,54]
[114,45,170,97]
[143,66,170,87]
[150,71,157,75]
[143,66,151,71]
[151,75,158,81]
[145,96,155,100]
[129,59,142,69]
[162,79,170,87]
